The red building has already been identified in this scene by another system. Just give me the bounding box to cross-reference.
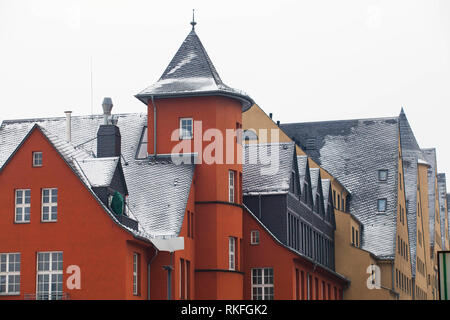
[0,21,348,300]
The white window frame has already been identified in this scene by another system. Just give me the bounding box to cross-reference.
[179,118,193,140]
[41,188,58,222]
[15,189,31,223]
[251,268,274,300]
[32,151,43,167]
[229,237,236,271]
[133,253,139,296]
[229,170,235,203]
[251,230,260,245]
[36,251,63,300]
[0,253,21,295]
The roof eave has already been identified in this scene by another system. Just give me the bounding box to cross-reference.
[135,90,254,111]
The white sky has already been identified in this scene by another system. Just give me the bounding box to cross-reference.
[1,0,449,180]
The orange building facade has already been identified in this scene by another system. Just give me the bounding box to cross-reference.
[0,23,347,300]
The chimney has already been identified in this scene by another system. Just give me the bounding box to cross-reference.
[102,97,113,125]
[276,120,280,126]
[64,111,72,142]
[269,113,273,119]
[97,97,121,158]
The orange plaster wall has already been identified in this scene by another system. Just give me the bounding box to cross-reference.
[0,128,154,300]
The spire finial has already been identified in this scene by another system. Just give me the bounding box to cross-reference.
[191,9,197,30]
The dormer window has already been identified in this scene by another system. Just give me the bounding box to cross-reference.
[180,118,193,139]
[33,152,43,167]
[378,169,388,181]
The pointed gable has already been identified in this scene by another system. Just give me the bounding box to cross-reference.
[136,28,254,109]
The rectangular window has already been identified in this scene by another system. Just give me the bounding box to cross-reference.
[186,260,191,300]
[133,253,140,296]
[295,269,299,300]
[37,252,63,300]
[33,151,43,167]
[251,268,274,300]
[378,169,388,181]
[251,230,260,245]
[229,237,236,271]
[180,258,185,299]
[15,189,31,223]
[42,188,58,222]
[0,253,21,295]
[229,170,235,203]
[315,277,319,300]
[351,226,355,245]
[355,230,359,247]
[377,199,387,212]
[179,118,193,139]
[337,194,340,210]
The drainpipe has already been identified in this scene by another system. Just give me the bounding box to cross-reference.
[147,246,159,300]
[163,252,174,300]
[151,96,157,157]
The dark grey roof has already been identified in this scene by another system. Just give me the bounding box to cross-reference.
[243,142,295,194]
[0,113,194,238]
[281,117,400,259]
[422,148,438,246]
[136,28,254,109]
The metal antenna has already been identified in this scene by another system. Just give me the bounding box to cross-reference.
[90,56,94,117]
[191,9,197,30]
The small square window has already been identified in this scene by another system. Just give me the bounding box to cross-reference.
[378,170,388,181]
[179,118,193,140]
[33,152,43,167]
[377,199,387,212]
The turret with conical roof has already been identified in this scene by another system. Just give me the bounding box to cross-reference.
[136,21,254,110]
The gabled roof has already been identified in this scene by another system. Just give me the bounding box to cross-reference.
[310,168,320,199]
[0,113,194,238]
[136,27,254,109]
[0,123,150,240]
[243,142,295,194]
[281,117,400,259]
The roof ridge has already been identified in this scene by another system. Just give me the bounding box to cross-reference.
[281,115,399,126]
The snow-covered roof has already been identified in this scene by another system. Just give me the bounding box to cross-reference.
[0,113,194,238]
[243,142,295,194]
[281,116,401,260]
[135,28,254,110]
[77,157,120,187]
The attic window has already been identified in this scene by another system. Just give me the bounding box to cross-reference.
[378,170,388,181]
[377,199,387,212]
[33,152,43,167]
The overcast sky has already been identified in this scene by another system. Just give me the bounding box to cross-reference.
[1,0,449,180]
